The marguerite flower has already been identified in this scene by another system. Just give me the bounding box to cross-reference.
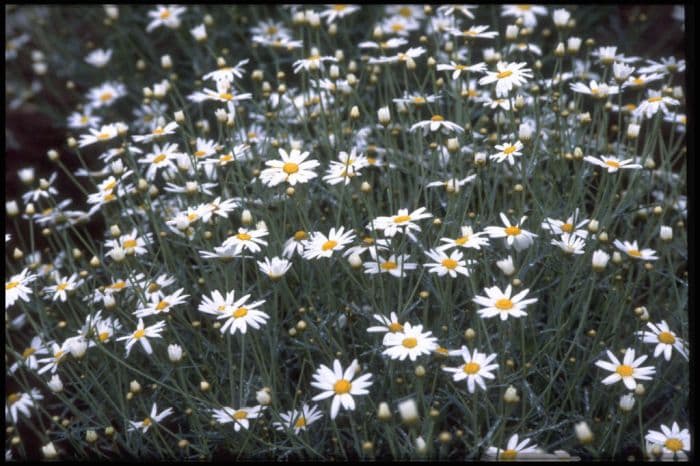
[311,359,373,420]
[595,348,656,390]
[5,388,43,424]
[443,346,498,393]
[273,404,323,434]
[541,210,589,239]
[78,124,120,147]
[117,318,166,357]
[302,227,356,260]
[134,288,189,318]
[423,249,474,278]
[636,321,688,361]
[367,312,405,334]
[128,403,174,433]
[6,268,37,309]
[215,292,268,336]
[483,213,537,251]
[583,155,642,173]
[613,239,658,261]
[9,336,48,373]
[645,422,691,458]
[257,256,292,280]
[479,62,533,98]
[436,61,487,80]
[570,80,619,99]
[213,405,263,432]
[410,115,464,134]
[146,5,186,32]
[485,433,543,460]
[362,254,417,278]
[221,227,269,255]
[633,89,680,120]
[260,148,320,187]
[472,284,537,321]
[85,48,112,68]
[367,207,432,239]
[437,225,490,251]
[491,140,524,165]
[382,323,438,361]
[43,273,83,302]
[501,4,548,28]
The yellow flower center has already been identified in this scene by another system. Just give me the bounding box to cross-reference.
[334,379,352,394]
[294,416,307,428]
[6,281,19,290]
[517,5,531,11]
[233,307,248,318]
[133,329,146,339]
[217,305,227,312]
[220,154,234,163]
[194,150,207,157]
[142,417,152,427]
[123,239,138,249]
[97,132,112,140]
[283,162,300,174]
[99,331,110,342]
[402,337,418,348]
[7,393,21,405]
[391,23,405,32]
[333,4,347,11]
[463,362,481,374]
[54,350,65,359]
[616,364,634,377]
[22,347,36,358]
[159,9,170,20]
[604,160,621,169]
[321,240,338,251]
[398,6,412,17]
[561,223,574,233]
[110,280,127,290]
[627,249,642,258]
[500,449,518,460]
[647,96,663,103]
[503,145,517,155]
[454,236,469,245]
[362,237,375,245]
[497,70,513,79]
[632,77,645,85]
[266,25,278,35]
[388,322,404,333]
[495,298,514,310]
[431,115,445,122]
[441,258,458,269]
[153,127,165,135]
[153,153,167,164]
[103,179,117,191]
[99,91,113,102]
[380,261,398,270]
[219,92,234,101]
[232,410,248,420]
[505,226,521,236]
[294,230,308,241]
[103,193,116,202]
[187,212,198,222]
[57,283,69,291]
[155,300,169,311]
[393,215,411,224]
[236,233,252,241]
[664,438,683,453]
[464,29,479,37]
[412,96,426,104]
[658,331,676,344]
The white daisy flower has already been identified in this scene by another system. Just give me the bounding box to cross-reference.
[645,422,691,458]
[483,213,537,251]
[212,405,263,432]
[367,312,405,334]
[636,321,688,361]
[423,249,475,278]
[472,284,537,321]
[367,207,432,239]
[302,227,356,260]
[5,268,37,309]
[479,62,533,97]
[551,233,586,255]
[273,404,323,434]
[134,288,189,318]
[382,323,438,361]
[410,115,464,134]
[583,155,642,173]
[311,359,373,420]
[594,348,656,390]
[116,319,166,357]
[260,148,320,187]
[128,403,174,433]
[485,433,543,460]
[613,239,658,261]
[443,346,498,393]
[221,227,269,256]
[5,388,43,424]
[491,140,524,165]
[436,225,490,252]
[362,254,417,278]
[257,256,292,280]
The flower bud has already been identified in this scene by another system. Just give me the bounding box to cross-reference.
[13,248,23,260]
[415,436,427,455]
[349,105,360,120]
[47,149,59,161]
[496,256,515,276]
[619,393,635,412]
[241,209,253,225]
[329,64,340,80]
[627,123,640,139]
[634,384,645,396]
[68,338,88,358]
[200,380,210,392]
[504,385,520,403]
[48,374,63,393]
[612,251,622,264]
[553,8,571,28]
[42,442,58,459]
[405,57,416,70]
[348,253,362,269]
[398,398,419,425]
[554,42,565,57]
[168,344,183,362]
[505,25,519,40]
[575,421,594,444]
[377,106,391,126]
[377,402,392,421]
[588,219,599,233]
[6,200,19,216]
[256,387,272,406]
[86,429,98,443]
[129,380,141,394]
[660,225,672,241]
[567,37,582,54]
[174,110,185,123]
[592,250,610,271]
[161,54,172,69]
